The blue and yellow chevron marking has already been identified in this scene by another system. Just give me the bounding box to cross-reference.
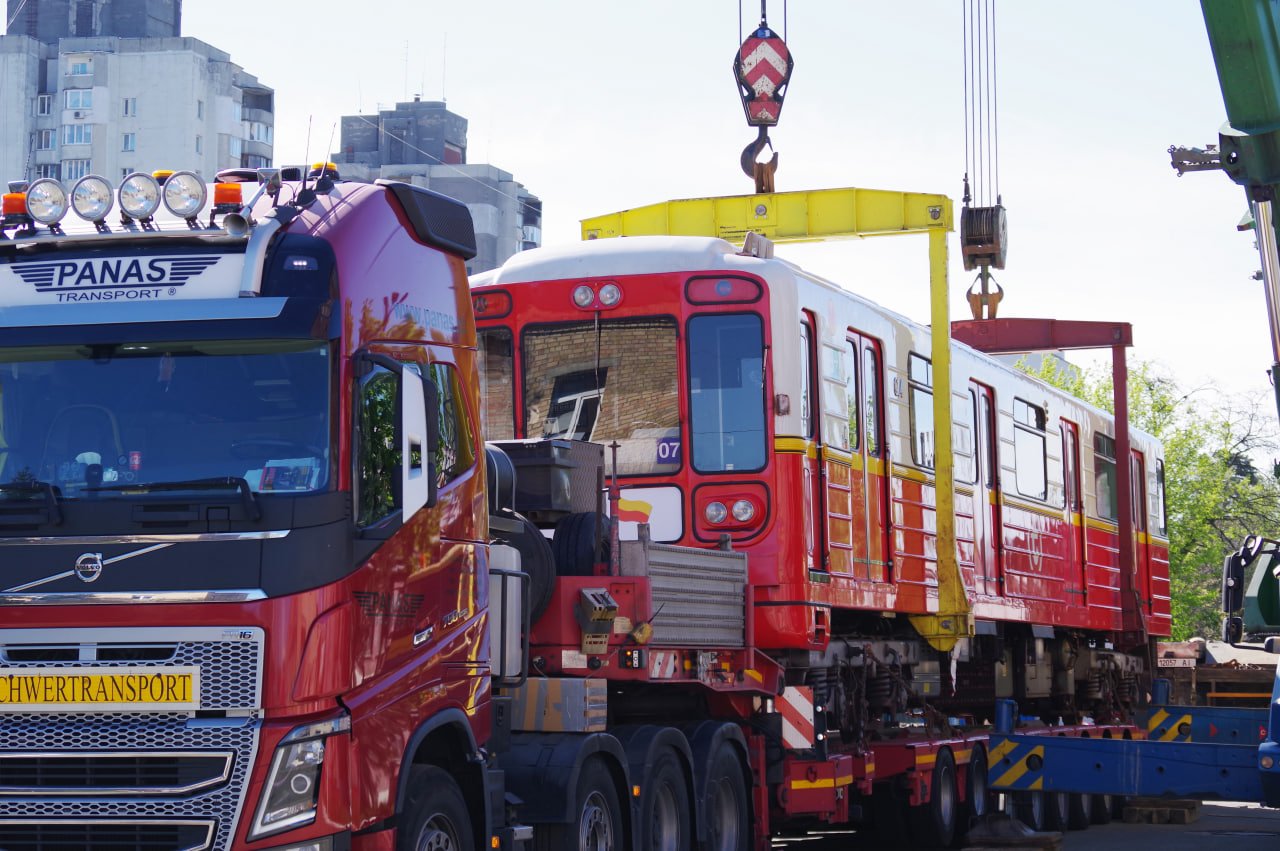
[989,737,1046,791]
[1146,708,1193,742]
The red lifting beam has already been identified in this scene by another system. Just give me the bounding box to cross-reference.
[951,318,1148,646]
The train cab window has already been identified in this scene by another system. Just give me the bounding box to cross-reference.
[1156,459,1168,536]
[1093,432,1118,521]
[477,328,514,441]
[689,314,766,473]
[863,347,881,457]
[427,362,476,490]
[1013,399,1047,500]
[908,353,934,469]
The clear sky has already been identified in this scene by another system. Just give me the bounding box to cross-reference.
[185,1,1269,402]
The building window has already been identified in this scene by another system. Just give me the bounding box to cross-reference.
[36,164,59,180]
[908,352,934,469]
[65,90,92,110]
[195,135,202,155]
[196,100,204,119]
[67,59,91,76]
[63,124,92,146]
[35,94,53,116]
[62,159,91,181]
[243,154,270,169]
[122,97,136,117]
[1012,398,1048,500]
[247,121,272,143]
[122,168,130,181]
[229,137,243,159]
[122,133,136,152]
[35,129,55,151]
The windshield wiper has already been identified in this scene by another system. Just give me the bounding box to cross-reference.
[86,476,262,522]
[0,480,63,527]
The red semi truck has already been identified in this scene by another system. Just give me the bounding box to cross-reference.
[0,167,1158,851]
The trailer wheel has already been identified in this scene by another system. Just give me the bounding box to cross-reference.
[498,512,557,621]
[1065,791,1092,830]
[964,744,990,821]
[704,744,749,851]
[399,766,475,851]
[553,512,608,577]
[639,747,691,851]
[1043,790,1070,831]
[1012,791,1046,831]
[535,758,622,851]
[911,747,957,848]
[1090,793,1113,824]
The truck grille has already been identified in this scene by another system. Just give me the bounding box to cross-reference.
[0,628,263,851]
[0,819,215,851]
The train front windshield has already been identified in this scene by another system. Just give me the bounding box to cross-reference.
[479,319,682,476]
[0,340,331,497]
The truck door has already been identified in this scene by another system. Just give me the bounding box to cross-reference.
[971,382,1002,597]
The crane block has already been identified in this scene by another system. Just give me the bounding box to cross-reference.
[580,187,953,243]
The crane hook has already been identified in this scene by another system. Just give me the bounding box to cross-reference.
[741,126,778,193]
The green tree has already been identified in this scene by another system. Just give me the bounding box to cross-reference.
[1016,357,1280,640]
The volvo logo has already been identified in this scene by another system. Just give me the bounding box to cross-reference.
[74,553,104,583]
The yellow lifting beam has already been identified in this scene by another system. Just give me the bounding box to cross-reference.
[580,188,972,652]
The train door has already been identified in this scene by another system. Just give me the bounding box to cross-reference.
[1061,420,1087,603]
[836,332,890,581]
[970,382,1002,596]
[1130,449,1151,618]
[800,316,824,571]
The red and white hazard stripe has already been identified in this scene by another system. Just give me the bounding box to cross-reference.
[778,686,816,750]
[649,651,679,679]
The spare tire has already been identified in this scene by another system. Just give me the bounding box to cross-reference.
[553,512,609,577]
[495,511,556,622]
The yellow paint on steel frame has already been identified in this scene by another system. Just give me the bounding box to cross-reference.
[580,187,951,243]
[580,188,970,652]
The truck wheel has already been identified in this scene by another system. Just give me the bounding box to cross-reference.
[553,512,607,577]
[1066,791,1092,830]
[536,758,622,851]
[1043,790,1070,831]
[910,747,957,848]
[639,747,691,851]
[502,512,556,621]
[1090,793,1113,824]
[1013,791,1046,831]
[704,743,749,851]
[963,744,989,821]
[400,766,475,851]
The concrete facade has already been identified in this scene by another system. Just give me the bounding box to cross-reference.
[332,99,540,275]
[7,0,182,43]
[0,34,271,185]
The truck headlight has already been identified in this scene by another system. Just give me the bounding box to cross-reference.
[249,714,350,841]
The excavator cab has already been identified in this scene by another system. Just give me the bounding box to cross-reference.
[1222,535,1280,650]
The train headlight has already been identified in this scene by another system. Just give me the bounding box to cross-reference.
[118,172,161,220]
[1263,754,1275,770]
[598,282,622,306]
[26,179,68,225]
[572,284,595,308]
[731,499,756,522]
[249,714,350,841]
[705,501,728,524]
[71,176,114,222]
[162,170,207,218]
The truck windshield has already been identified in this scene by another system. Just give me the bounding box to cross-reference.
[521,318,680,476]
[0,340,330,498]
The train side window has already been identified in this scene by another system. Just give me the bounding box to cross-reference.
[1156,459,1168,536]
[1013,398,1047,500]
[863,346,881,457]
[1093,432,1118,521]
[427,362,476,489]
[844,342,860,452]
[822,343,850,451]
[955,389,976,484]
[1131,453,1147,532]
[799,322,814,439]
[1062,423,1081,511]
[908,353,934,469]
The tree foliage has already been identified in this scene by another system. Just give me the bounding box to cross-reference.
[1016,356,1280,640]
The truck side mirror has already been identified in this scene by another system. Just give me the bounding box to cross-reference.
[1223,550,1247,614]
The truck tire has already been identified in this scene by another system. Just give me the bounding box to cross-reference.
[1013,790,1046,831]
[704,743,749,851]
[639,747,691,851]
[910,747,957,848]
[553,512,607,577]
[399,766,475,851]
[954,744,988,845]
[1066,791,1092,830]
[535,758,622,851]
[1090,793,1113,824]
[501,512,556,621]
[1043,790,1070,831]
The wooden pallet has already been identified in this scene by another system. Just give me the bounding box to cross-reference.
[1121,797,1201,825]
